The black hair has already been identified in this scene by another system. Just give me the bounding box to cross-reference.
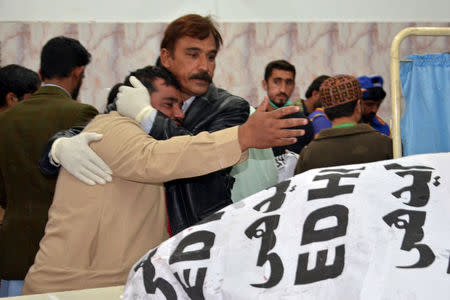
[40,36,91,80]
[123,65,181,93]
[324,100,358,121]
[104,66,181,113]
[305,75,330,98]
[103,83,123,113]
[264,60,296,81]
[362,87,386,102]
[106,83,123,106]
[0,64,40,107]
[161,14,223,53]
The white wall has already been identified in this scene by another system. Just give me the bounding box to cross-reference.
[1,0,449,22]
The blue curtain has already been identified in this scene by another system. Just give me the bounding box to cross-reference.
[400,53,450,156]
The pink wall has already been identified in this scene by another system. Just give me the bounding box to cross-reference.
[1,22,448,122]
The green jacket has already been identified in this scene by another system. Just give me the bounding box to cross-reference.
[295,124,392,174]
[230,108,278,202]
[0,86,98,279]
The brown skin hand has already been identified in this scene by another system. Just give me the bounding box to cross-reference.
[238,96,307,151]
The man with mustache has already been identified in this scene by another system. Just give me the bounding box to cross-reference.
[116,15,265,234]
[357,75,390,136]
[22,60,306,294]
[262,60,314,157]
[40,15,308,235]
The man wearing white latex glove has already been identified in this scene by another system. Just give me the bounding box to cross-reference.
[44,76,154,186]
[40,68,186,186]
[51,132,112,185]
[116,76,154,123]
[47,76,153,186]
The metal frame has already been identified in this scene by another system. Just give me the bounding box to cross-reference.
[390,27,450,158]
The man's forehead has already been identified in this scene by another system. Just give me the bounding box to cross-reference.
[153,78,178,92]
[270,69,295,80]
[152,77,166,87]
[362,99,381,104]
[153,78,181,100]
[174,35,217,52]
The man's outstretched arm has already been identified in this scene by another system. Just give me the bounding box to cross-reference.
[88,100,306,183]
[54,79,307,185]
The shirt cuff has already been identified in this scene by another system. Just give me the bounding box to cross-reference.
[141,109,158,133]
[48,149,61,167]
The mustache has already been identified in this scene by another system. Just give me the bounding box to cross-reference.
[189,72,212,83]
[362,112,375,122]
[276,92,288,99]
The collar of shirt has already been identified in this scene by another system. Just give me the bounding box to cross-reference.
[332,122,356,129]
[41,83,72,98]
[269,99,292,110]
[182,96,196,113]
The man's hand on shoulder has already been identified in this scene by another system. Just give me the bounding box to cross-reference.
[238,96,307,151]
[116,76,154,124]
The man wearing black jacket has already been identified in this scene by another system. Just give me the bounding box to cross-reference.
[115,15,251,234]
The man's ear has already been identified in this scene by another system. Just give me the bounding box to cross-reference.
[5,92,19,107]
[72,66,85,80]
[312,90,320,101]
[355,100,362,121]
[38,70,44,81]
[262,80,268,91]
[160,48,172,69]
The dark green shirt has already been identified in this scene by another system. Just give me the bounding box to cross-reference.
[0,86,98,279]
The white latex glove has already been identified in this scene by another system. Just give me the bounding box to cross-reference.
[116,76,154,123]
[51,132,113,185]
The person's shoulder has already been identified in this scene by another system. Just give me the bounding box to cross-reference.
[370,130,392,155]
[221,92,248,106]
[291,98,303,107]
[206,86,249,115]
[290,98,307,114]
[355,123,376,132]
[286,110,308,118]
[212,84,248,104]
[64,99,97,110]
[0,98,40,120]
[375,130,392,142]
[374,114,388,126]
[59,100,98,117]
[299,138,321,156]
[366,125,392,142]
[89,111,129,123]
[85,111,140,133]
[312,128,333,140]
[309,108,326,119]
